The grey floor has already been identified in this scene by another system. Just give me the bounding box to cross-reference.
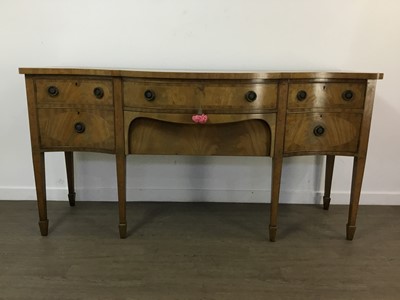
[0,201,399,300]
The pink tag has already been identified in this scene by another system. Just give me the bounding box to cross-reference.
[192,114,208,124]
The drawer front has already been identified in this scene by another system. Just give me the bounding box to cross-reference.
[288,82,366,109]
[284,113,362,154]
[35,78,113,106]
[123,80,277,112]
[128,117,271,156]
[38,109,115,151]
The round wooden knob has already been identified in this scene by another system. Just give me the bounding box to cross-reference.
[47,86,59,97]
[297,90,307,101]
[74,122,85,133]
[144,89,156,101]
[342,90,354,101]
[313,125,325,136]
[93,87,104,99]
[245,91,257,102]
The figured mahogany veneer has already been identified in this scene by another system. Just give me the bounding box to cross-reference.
[19,68,383,241]
[124,79,278,112]
[129,118,271,156]
[287,82,366,109]
[284,113,362,155]
[38,108,115,152]
[36,78,114,107]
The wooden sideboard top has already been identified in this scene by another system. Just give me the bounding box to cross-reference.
[19,68,384,80]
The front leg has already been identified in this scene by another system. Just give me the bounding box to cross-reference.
[269,155,283,242]
[116,153,127,238]
[346,156,366,240]
[32,151,48,236]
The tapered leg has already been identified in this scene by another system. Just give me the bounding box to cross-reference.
[323,155,335,210]
[32,151,48,236]
[269,155,283,242]
[65,152,76,207]
[346,157,366,240]
[116,153,127,238]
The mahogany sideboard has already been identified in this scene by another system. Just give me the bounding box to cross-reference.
[19,68,383,241]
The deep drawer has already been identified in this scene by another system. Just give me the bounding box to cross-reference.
[128,117,271,156]
[284,112,362,154]
[288,82,366,109]
[123,79,278,112]
[38,108,115,151]
[35,78,113,106]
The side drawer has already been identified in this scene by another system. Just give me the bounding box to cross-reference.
[38,108,115,151]
[288,82,366,109]
[35,78,114,106]
[123,79,277,112]
[284,113,362,154]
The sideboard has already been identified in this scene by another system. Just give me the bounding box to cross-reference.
[19,68,383,241]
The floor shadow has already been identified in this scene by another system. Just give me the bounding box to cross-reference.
[47,204,77,234]
[127,204,169,236]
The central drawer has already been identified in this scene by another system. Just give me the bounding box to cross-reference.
[123,79,278,112]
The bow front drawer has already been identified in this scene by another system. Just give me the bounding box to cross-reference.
[123,79,278,112]
[35,78,113,107]
[288,82,366,109]
[284,113,362,154]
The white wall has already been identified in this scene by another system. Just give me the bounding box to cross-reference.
[1,0,399,205]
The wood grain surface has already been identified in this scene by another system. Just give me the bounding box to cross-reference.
[288,82,366,109]
[35,77,114,107]
[124,79,277,111]
[19,67,384,80]
[38,108,115,152]
[129,118,271,156]
[284,113,362,154]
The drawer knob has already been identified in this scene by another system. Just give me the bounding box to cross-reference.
[342,90,354,101]
[47,86,59,97]
[313,125,325,136]
[297,90,307,101]
[93,87,104,99]
[74,122,85,134]
[144,89,156,101]
[245,91,257,102]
